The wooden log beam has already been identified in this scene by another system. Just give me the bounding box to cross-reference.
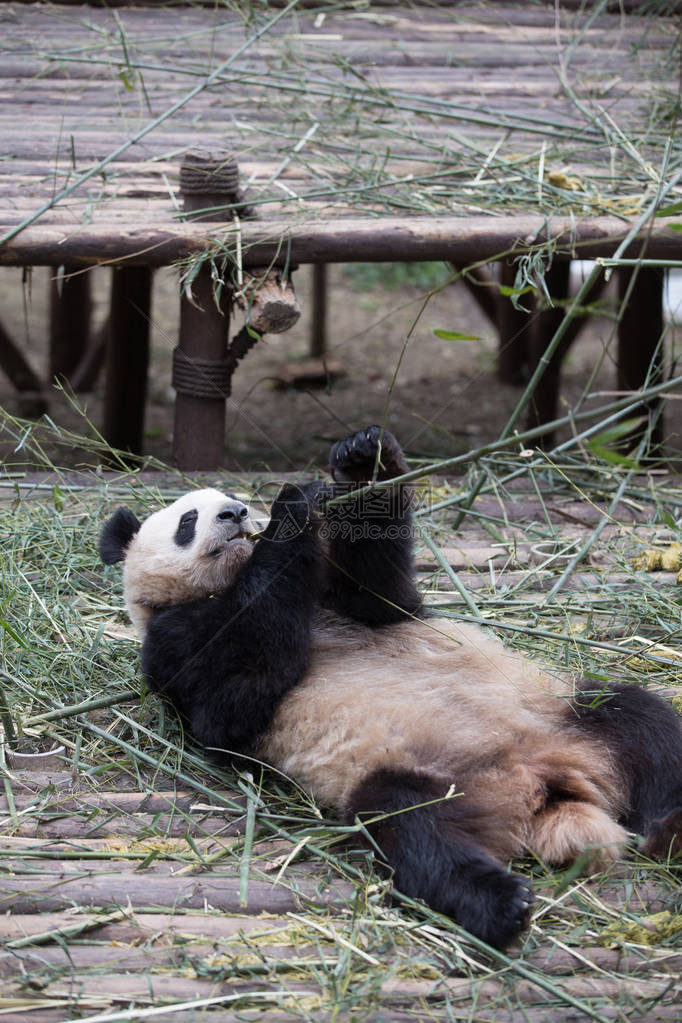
[451,263,499,330]
[173,265,231,470]
[526,260,572,444]
[0,216,679,268]
[527,265,610,446]
[0,870,351,916]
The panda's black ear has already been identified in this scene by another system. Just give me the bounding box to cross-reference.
[99,507,141,564]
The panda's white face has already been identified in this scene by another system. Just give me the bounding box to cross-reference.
[122,488,255,638]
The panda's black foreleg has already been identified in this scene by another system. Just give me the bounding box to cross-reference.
[347,767,533,949]
[572,683,682,857]
[141,483,327,752]
[323,426,421,624]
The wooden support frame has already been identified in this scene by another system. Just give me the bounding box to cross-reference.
[497,261,533,385]
[0,314,48,416]
[310,263,327,359]
[102,266,152,455]
[452,264,499,330]
[525,261,572,447]
[617,266,665,453]
[48,266,91,383]
[173,266,231,470]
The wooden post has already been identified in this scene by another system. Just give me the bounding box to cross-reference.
[102,266,152,455]
[310,263,327,358]
[173,150,243,471]
[173,269,232,469]
[617,266,665,452]
[497,261,533,384]
[49,265,91,384]
[0,315,47,416]
[526,260,571,447]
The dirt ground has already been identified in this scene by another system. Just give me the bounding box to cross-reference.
[1,262,680,474]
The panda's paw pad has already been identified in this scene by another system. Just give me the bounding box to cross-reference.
[330,426,406,483]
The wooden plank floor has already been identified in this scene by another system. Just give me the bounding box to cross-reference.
[1,2,680,264]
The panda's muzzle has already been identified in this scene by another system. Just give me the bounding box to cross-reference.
[218,501,249,525]
[206,501,255,556]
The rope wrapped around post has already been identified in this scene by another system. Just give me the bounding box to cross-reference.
[179,150,255,219]
[172,326,262,400]
[173,149,298,467]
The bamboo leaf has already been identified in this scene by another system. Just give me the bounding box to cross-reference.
[587,418,642,446]
[433,329,483,341]
[497,284,536,298]
[586,418,642,468]
[656,201,682,217]
[588,445,641,469]
[0,619,28,648]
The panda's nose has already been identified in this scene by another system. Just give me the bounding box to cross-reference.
[217,501,249,523]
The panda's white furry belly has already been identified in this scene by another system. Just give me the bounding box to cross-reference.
[256,613,617,829]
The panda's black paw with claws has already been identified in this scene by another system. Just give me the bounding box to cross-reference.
[497,875,534,946]
[443,867,534,951]
[330,426,408,484]
[264,483,327,544]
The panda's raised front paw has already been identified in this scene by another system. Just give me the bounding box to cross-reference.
[263,483,326,544]
[330,426,408,484]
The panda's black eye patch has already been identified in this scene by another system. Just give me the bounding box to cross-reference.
[175,509,198,547]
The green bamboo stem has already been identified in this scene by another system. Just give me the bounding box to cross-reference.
[23,689,139,728]
[239,772,257,908]
[326,372,682,508]
[543,416,656,602]
[414,519,483,620]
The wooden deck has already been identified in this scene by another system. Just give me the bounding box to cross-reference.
[1,471,681,1022]
[0,2,679,264]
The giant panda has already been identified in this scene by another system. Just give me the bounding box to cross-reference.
[100,427,682,950]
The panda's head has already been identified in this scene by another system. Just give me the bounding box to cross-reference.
[100,488,256,638]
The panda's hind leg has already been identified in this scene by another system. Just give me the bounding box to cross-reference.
[572,683,682,858]
[347,767,533,950]
[530,800,627,870]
